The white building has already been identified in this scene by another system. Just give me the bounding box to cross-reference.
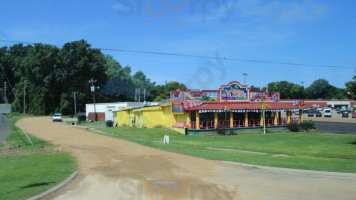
[85,102,160,121]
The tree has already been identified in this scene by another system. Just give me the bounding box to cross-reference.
[345,75,356,99]
[147,81,187,102]
[250,85,261,91]
[103,55,156,101]
[267,81,297,99]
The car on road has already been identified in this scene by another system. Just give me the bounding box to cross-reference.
[353,112,356,118]
[316,111,322,117]
[53,113,62,122]
[342,111,349,118]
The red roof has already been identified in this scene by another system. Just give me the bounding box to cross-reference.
[186,102,296,111]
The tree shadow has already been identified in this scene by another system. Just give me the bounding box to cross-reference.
[20,182,55,189]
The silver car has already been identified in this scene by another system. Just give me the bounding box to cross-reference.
[53,113,62,122]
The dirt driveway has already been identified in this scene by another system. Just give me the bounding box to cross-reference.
[18,117,356,200]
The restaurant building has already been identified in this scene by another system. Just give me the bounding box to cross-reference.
[114,81,299,135]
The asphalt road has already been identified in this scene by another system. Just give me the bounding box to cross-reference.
[314,121,356,134]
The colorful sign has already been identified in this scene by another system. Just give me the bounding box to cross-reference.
[171,92,184,113]
[183,92,204,110]
[250,92,266,102]
[250,92,280,103]
[219,81,249,102]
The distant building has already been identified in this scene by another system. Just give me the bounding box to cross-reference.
[280,99,356,109]
[85,102,159,121]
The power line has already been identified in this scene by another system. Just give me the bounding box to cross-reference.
[0,39,355,69]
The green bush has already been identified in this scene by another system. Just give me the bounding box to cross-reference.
[216,124,226,135]
[287,122,299,132]
[301,120,316,131]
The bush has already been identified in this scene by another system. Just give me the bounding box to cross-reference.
[287,122,299,132]
[301,120,316,131]
[216,124,226,135]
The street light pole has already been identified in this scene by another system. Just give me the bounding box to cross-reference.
[242,73,248,85]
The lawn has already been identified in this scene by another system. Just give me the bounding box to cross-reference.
[65,121,105,126]
[98,126,356,173]
[0,117,77,200]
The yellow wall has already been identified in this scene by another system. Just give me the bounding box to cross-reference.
[114,108,133,126]
[114,104,189,134]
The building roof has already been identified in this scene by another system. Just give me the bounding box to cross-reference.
[186,102,296,111]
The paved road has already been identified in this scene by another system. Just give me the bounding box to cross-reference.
[315,121,356,134]
[19,117,356,200]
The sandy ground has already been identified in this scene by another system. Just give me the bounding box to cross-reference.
[17,117,356,200]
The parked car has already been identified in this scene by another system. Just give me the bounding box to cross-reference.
[324,108,332,117]
[308,112,314,117]
[316,111,322,117]
[53,113,62,122]
[342,111,349,118]
[352,112,356,118]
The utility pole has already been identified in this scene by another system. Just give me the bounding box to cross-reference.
[135,88,137,102]
[89,78,97,121]
[3,82,7,103]
[143,88,146,103]
[242,73,248,85]
[23,80,26,115]
[138,88,141,102]
[73,92,77,115]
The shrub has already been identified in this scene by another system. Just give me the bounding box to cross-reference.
[287,122,299,132]
[301,120,316,131]
[216,124,226,135]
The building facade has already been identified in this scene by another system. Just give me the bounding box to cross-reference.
[114,81,300,135]
[86,102,159,121]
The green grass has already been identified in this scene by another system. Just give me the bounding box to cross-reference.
[0,117,77,200]
[5,119,51,149]
[77,121,105,126]
[0,153,76,200]
[98,126,356,173]
[65,121,105,126]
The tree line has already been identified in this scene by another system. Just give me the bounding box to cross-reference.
[0,40,355,115]
[250,78,356,100]
[0,40,186,115]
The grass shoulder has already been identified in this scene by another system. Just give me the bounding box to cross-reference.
[0,116,77,200]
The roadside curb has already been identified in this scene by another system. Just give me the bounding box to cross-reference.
[222,161,356,178]
[27,171,78,200]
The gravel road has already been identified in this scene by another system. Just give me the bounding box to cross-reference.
[18,117,356,200]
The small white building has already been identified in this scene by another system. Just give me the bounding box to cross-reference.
[85,102,160,121]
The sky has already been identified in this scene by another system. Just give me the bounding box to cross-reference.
[1,0,356,90]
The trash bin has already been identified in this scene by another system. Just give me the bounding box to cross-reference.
[76,112,86,124]
[106,120,113,127]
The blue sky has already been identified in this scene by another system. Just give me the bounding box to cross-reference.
[1,0,355,90]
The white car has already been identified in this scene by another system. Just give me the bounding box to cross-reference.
[53,113,62,122]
